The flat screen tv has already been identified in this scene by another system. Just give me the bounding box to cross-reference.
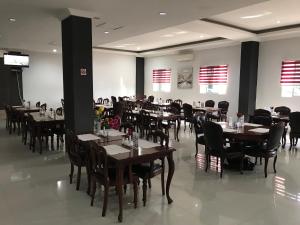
[3,53,29,67]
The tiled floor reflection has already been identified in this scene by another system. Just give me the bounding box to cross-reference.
[0,121,300,225]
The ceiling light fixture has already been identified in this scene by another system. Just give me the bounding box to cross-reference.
[137,47,141,50]
[161,34,174,38]
[114,45,125,48]
[276,20,281,24]
[52,49,57,53]
[199,35,204,38]
[123,43,135,46]
[159,12,167,16]
[104,31,109,34]
[240,11,272,19]
[175,31,188,35]
[9,18,16,22]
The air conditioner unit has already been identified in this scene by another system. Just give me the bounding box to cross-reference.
[176,53,194,62]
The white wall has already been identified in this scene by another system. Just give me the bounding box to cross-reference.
[257,37,300,111]
[22,50,136,108]
[145,45,241,117]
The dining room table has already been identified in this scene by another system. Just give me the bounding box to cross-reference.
[29,112,65,153]
[130,109,181,141]
[78,132,176,222]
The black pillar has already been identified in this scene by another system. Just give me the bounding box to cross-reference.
[136,57,144,99]
[62,16,94,134]
[238,41,259,117]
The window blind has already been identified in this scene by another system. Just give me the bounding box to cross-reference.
[198,65,228,84]
[152,69,171,83]
[281,60,300,85]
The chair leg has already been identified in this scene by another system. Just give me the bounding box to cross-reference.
[148,178,152,189]
[289,136,293,151]
[57,135,59,149]
[264,157,269,178]
[184,121,186,132]
[195,142,198,157]
[220,157,224,178]
[69,163,74,184]
[273,155,277,173]
[76,166,81,190]
[205,154,209,172]
[123,184,127,194]
[133,181,138,208]
[102,184,109,217]
[161,167,165,196]
[142,178,147,206]
[90,178,96,206]
[240,156,244,174]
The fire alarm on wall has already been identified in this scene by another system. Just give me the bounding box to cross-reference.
[80,68,87,76]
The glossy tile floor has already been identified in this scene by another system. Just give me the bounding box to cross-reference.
[1,120,300,225]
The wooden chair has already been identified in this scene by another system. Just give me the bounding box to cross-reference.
[139,110,157,139]
[36,101,41,107]
[97,97,103,104]
[182,103,193,132]
[89,142,138,216]
[244,122,284,177]
[132,130,168,206]
[111,96,117,104]
[103,98,110,105]
[254,109,271,116]
[166,99,173,104]
[52,107,65,149]
[205,100,215,107]
[174,99,183,107]
[208,101,229,121]
[203,121,243,178]
[65,130,87,190]
[41,103,47,111]
[194,114,206,157]
[289,112,300,150]
[275,106,291,147]
[148,95,154,103]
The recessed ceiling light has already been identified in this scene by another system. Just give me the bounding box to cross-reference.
[240,11,272,19]
[199,35,204,38]
[276,20,281,24]
[159,12,167,16]
[52,49,57,53]
[9,18,16,22]
[175,31,188,35]
[104,31,109,34]
[123,43,135,46]
[161,34,174,38]
[137,47,141,50]
[114,45,125,48]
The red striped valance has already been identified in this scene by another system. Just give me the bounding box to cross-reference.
[153,69,171,83]
[198,65,228,84]
[281,60,300,85]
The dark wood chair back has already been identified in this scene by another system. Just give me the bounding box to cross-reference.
[290,112,300,134]
[56,107,63,116]
[203,121,224,156]
[205,100,215,107]
[170,102,181,115]
[148,95,154,103]
[182,103,193,118]
[61,99,64,109]
[266,122,285,151]
[166,99,173,103]
[218,101,229,113]
[113,102,125,117]
[274,106,291,116]
[111,96,117,104]
[254,109,271,116]
[152,130,169,148]
[103,98,109,104]
[89,142,109,178]
[174,99,183,106]
[36,101,41,107]
[41,103,47,111]
[97,97,103,104]
[123,96,130,101]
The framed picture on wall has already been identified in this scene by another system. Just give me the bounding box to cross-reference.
[177,67,193,89]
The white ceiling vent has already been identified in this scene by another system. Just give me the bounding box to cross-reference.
[176,53,194,62]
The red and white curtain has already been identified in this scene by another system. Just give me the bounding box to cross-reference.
[281,60,300,85]
[198,65,228,84]
[152,69,171,92]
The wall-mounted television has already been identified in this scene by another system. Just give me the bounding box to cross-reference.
[3,53,29,67]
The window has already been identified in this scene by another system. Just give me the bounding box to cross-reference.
[198,65,228,95]
[152,69,171,92]
[281,60,300,97]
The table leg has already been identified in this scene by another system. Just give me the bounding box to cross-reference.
[166,152,175,204]
[116,165,124,222]
[176,119,180,142]
[37,125,42,154]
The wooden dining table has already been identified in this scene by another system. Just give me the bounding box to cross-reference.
[79,134,176,222]
[29,112,65,153]
[217,122,270,142]
[130,109,181,141]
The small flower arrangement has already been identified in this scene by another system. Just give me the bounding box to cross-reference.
[95,106,105,121]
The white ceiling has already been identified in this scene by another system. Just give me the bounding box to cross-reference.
[211,0,300,31]
[0,0,265,53]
